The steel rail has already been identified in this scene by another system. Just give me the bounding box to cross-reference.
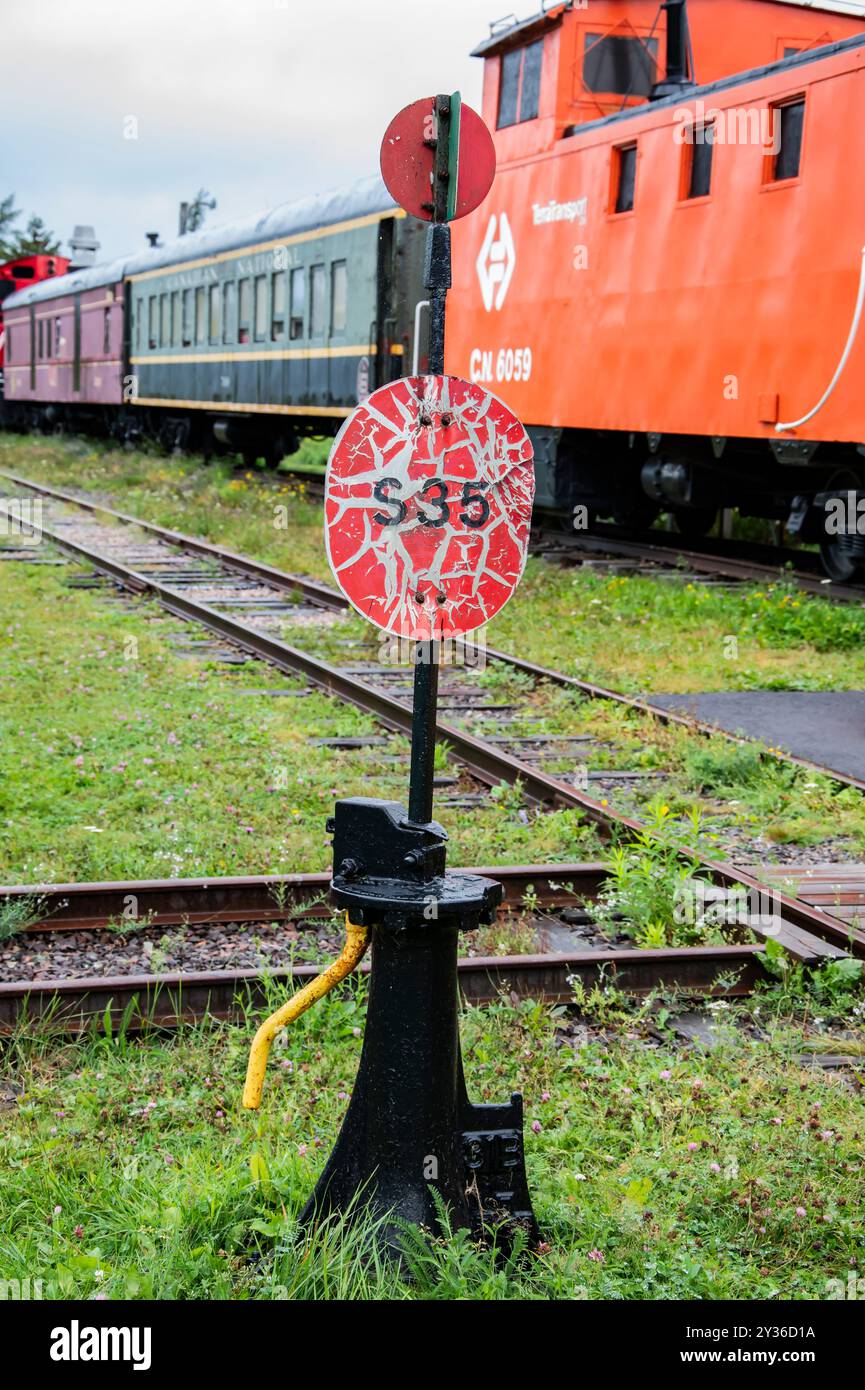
[4,468,863,794]
[534,526,865,605]
[0,943,766,1033]
[2,483,864,956]
[0,467,343,609]
[0,862,608,932]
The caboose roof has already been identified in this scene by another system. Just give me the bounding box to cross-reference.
[472,0,865,57]
[3,175,396,310]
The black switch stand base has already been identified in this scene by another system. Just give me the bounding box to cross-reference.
[302,797,540,1252]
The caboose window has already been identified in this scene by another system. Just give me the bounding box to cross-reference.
[38,319,44,359]
[160,293,170,348]
[310,263,326,337]
[254,275,267,341]
[171,291,181,346]
[685,126,713,199]
[773,98,804,181]
[497,40,543,129]
[614,143,637,213]
[103,307,111,355]
[520,40,543,121]
[55,317,61,355]
[331,261,347,334]
[272,271,285,341]
[584,33,658,98]
[148,296,157,350]
[290,268,305,340]
[182,289,192,347]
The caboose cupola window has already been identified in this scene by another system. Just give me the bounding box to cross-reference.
[584,33,658,99]
[497,39,543,129]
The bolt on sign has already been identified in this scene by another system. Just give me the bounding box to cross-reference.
[324,374,534,640]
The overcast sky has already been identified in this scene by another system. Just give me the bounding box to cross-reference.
[4,0,503,261]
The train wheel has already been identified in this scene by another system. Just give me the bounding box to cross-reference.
[613,498,659,532]
[672,506,718,538]
[818,469,865,581]
[819,534,864,582]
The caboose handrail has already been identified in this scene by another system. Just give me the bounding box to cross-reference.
[776,247,865,432]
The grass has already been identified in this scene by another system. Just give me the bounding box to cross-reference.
[0,560,603,884]
[2,434,865,1301]
[3,551,864,890]
[1,975,864,1300]
[3,432,865,692]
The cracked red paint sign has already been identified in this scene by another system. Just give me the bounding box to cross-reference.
[324,375,534,640]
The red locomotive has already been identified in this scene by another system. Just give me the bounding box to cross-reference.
[0,253,69,387]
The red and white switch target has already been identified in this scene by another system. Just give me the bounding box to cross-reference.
[324,375,535,640]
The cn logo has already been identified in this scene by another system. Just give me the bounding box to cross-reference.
[476,213,516,312]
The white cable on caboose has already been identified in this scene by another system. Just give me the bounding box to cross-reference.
[775,247,865,433]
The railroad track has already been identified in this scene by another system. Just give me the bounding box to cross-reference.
[5,859,861,1031]
[0,467,863,970]
[0,864,767,1032]
[2,467,863,793]
[534,525,865,606]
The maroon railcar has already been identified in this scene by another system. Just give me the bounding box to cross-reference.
[1,259,126,425]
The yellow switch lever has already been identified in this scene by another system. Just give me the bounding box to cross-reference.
[242,914,370,1110]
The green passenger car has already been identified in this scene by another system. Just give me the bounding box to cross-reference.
[124,176,425,463]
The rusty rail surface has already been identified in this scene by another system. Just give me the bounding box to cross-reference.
[0,944,766,1034]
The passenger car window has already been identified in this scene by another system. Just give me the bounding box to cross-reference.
[310,263,326,336]
[254,274,267,341]
[272,271,286,341]
[222,281,234,344]
[195,286,206,344]
[289,267,305,340]
[331,261,347,334]
[238,278,251,344]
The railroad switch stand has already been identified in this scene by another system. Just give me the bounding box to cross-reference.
[243,94,539,1253]
[303,796,538,1245]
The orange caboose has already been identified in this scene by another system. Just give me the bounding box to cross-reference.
[447,0,865,577]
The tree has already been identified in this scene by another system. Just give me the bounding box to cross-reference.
[0,201,62,260]
[0,194,21,260]
[13,214,61,255]
[185,189,217,234]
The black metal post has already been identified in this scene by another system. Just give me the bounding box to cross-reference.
[407,106,453,824]
[408,646,439,824]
